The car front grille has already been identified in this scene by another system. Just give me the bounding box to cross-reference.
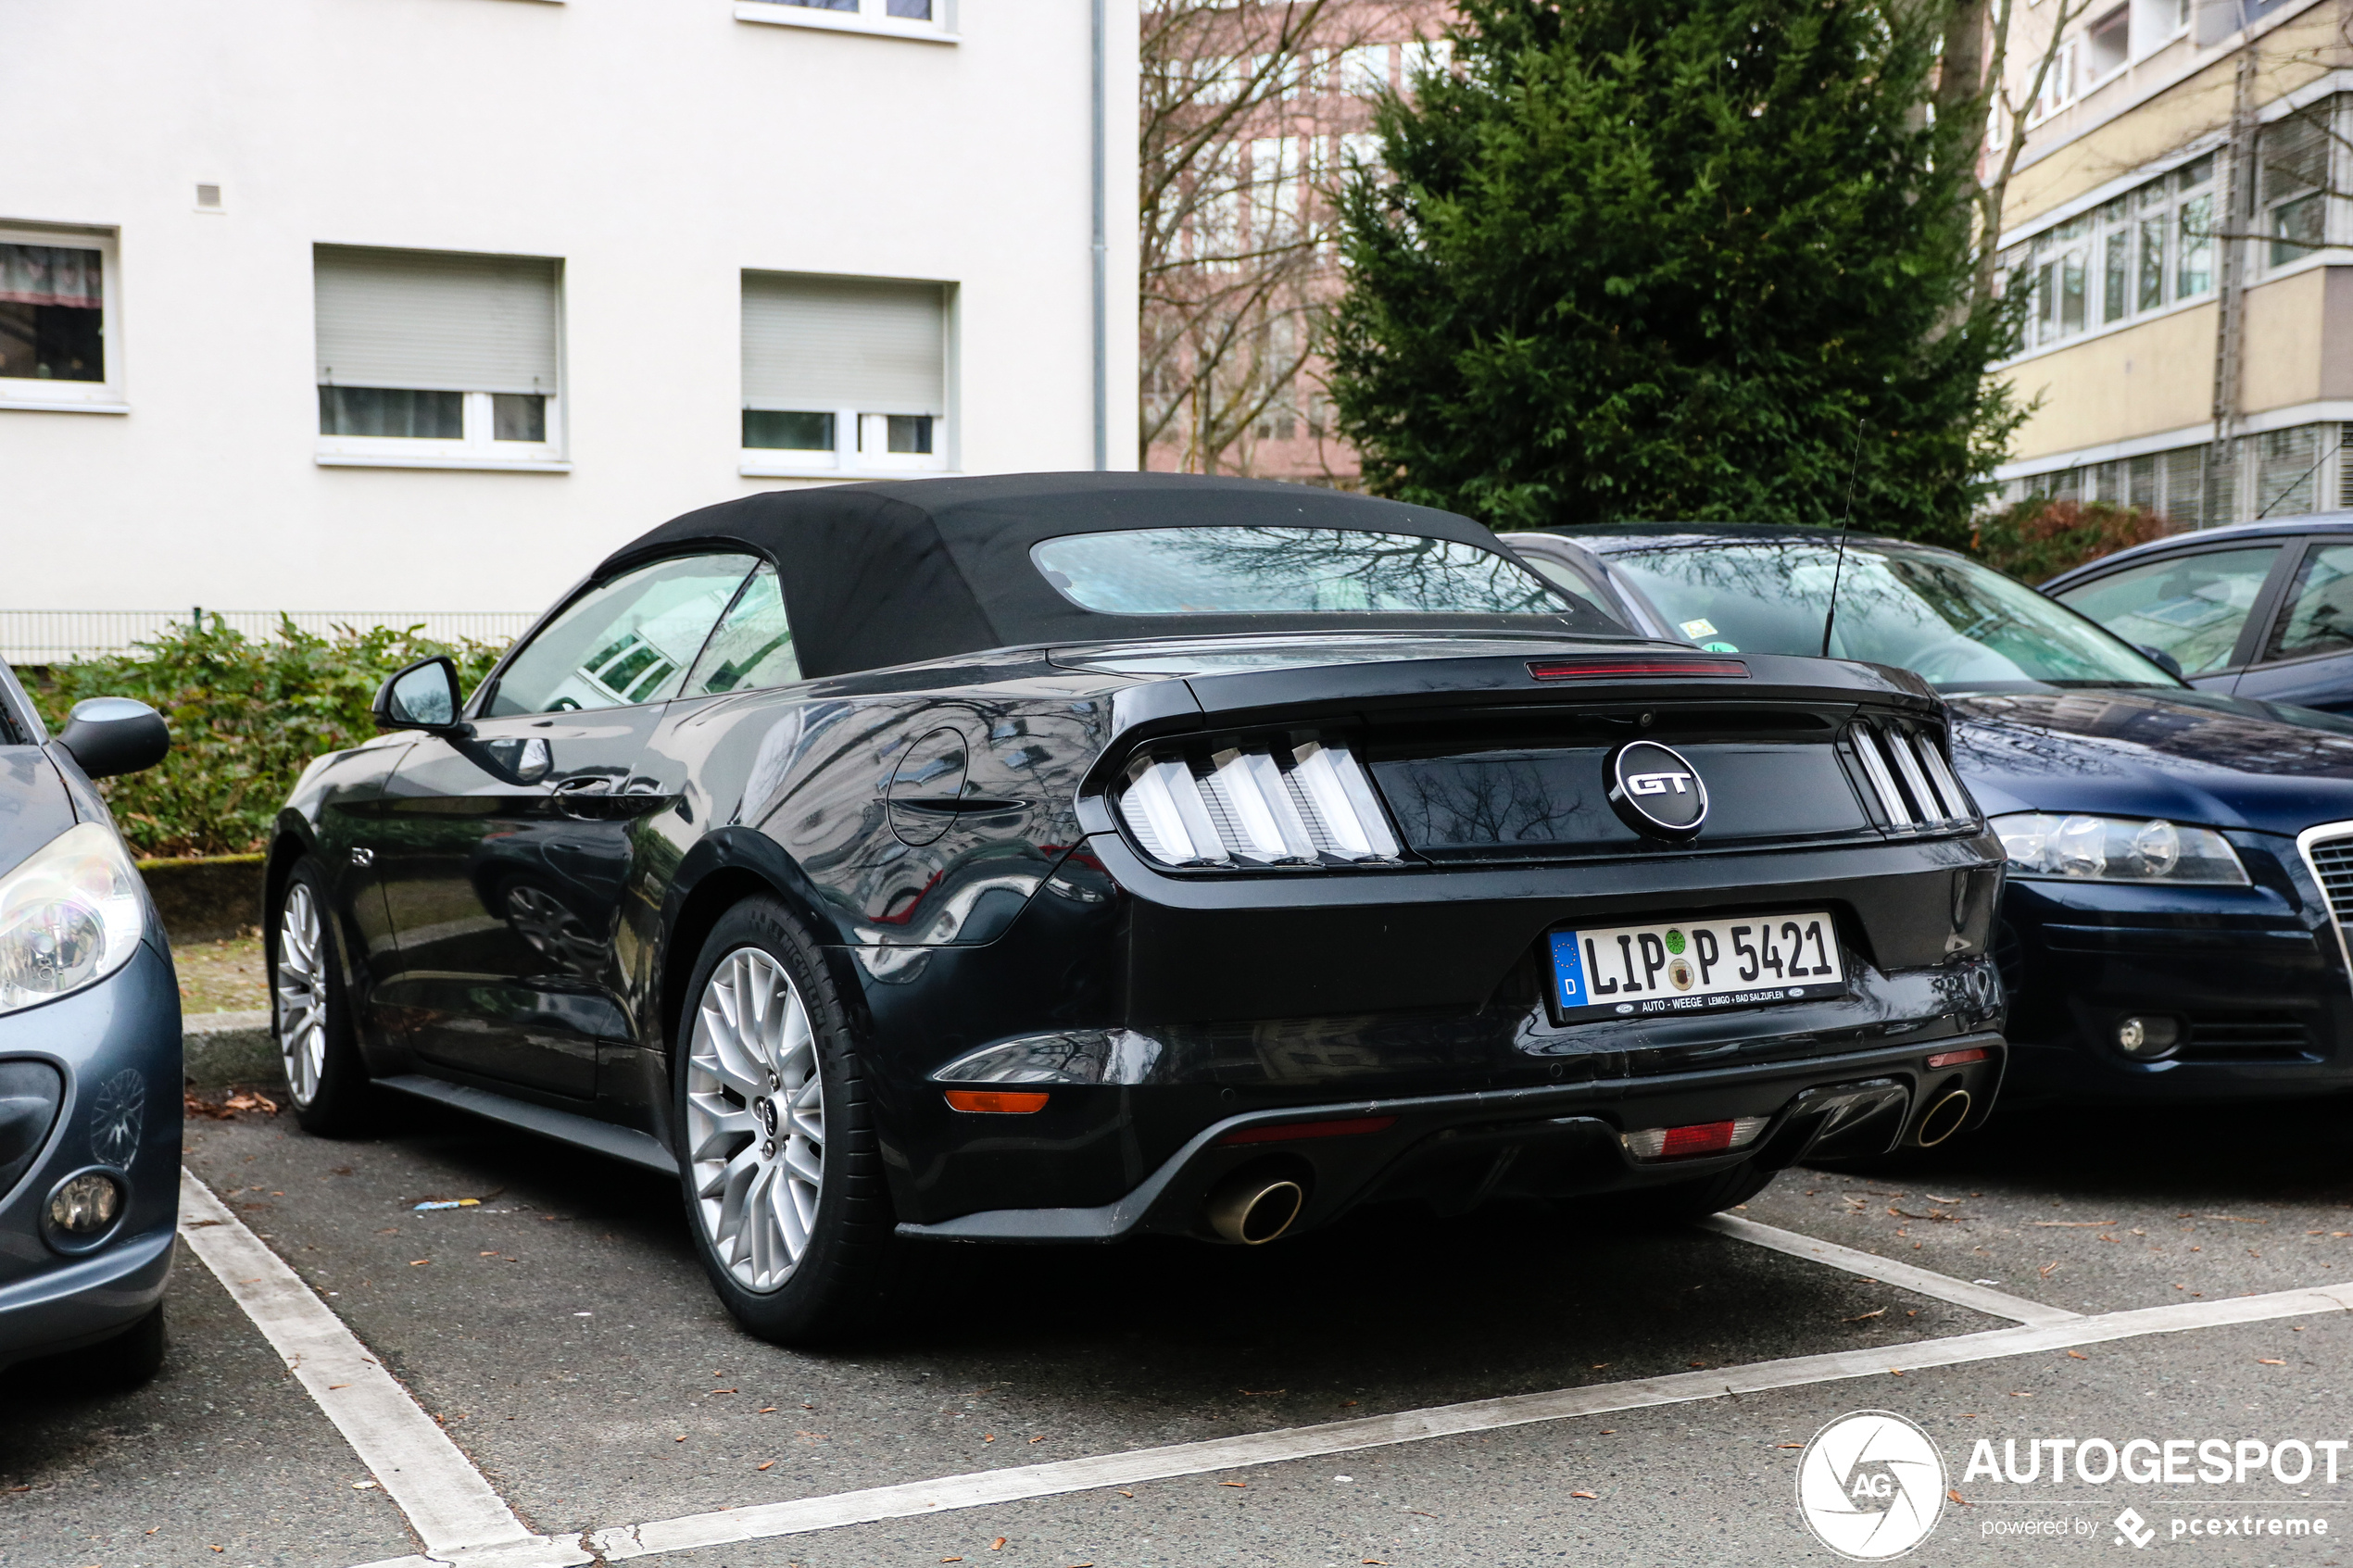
[1845,717,1977,833]
[2296,826,2353,992]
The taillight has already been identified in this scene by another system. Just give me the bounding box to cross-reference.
[1114,734,1402,869]
[1621,1116,1768,1160]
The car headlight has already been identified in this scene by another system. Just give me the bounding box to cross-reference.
[0,822,145,1015]
[1991,812,2249,885]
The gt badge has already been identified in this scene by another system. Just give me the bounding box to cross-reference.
[1607,740,1708,842]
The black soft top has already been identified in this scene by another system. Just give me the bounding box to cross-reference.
[598,472,1610,679]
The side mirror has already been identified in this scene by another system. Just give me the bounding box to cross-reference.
[54,697,170,780]
[373,657,466,733]
[2138,644,2186,681]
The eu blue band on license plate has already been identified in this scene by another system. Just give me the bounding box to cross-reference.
[1547,910,1848,1022]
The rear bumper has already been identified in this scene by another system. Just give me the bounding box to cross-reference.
[896,1031,2004,1243]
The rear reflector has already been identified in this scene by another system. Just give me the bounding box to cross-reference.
[1220,1114,1398,1146]
[1926,1047,1990,1070]
[1622,1115,1768,1160]
[1528,657,1749,682]
[942,1089,1051,1114]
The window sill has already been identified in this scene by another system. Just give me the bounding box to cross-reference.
[0,396,128,414]
[317,453,572,472]
[740,460,960,480]
[732,4,957,42]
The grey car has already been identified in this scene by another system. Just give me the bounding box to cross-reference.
[0,659,178,1384]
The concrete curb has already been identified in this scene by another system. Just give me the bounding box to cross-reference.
[184,1010,281,1089]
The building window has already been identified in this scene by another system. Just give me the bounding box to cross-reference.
[2085,6,2130,82]
[2006,152,2221,355]
[2261,101,2335,270]
[0,226,120,409]
[736,0,956,39]
[740,271,950,475]
[313,245,562,468]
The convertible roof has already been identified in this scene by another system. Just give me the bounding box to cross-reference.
[599,471,1605,678]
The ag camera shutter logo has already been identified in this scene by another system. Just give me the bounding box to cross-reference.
[1606,740,1708,840]
[1796,1410,1947,1560]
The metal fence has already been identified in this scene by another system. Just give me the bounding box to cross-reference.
[0,609,536,666]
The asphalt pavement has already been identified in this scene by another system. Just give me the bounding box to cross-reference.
[6,1091,2352,1568]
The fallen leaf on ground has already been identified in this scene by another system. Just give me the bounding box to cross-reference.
[1775,1442,1804,1449]
[409,1259,430,1267]
[2007,1391,2032,1398]
[2066,1351,2088,1361]
[1948,1488,1967,1505]
[2259,1358,2286,1365]
[1887,1369,1905,1377]
[1570,1490,1597,1499]
[757,1461,774,1471]
[758,1406,776,1413]
[1029,1436,1046,1443]
[1843,1308,1886,1323]
[1219,1481,1247,1487]
[991,1538,1008,1550]
[674,1435,686,1443]
[1117,1489,1134,1499]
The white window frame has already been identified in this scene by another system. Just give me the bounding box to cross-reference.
[740,408,952,478]
[315,388,567,470]
[2082,5,2132,91]
[0,221,125,414]
[313,251,567,472]
[733,0,958,43]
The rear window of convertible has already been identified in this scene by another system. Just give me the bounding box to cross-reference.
[1031,527,1574,616]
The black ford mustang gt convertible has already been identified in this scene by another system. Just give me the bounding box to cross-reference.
[267,473,2007,1342]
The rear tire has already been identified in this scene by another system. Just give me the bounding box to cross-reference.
[673,897,896,1346]
[1609,1160,1778,1227]
[271,858,376,1136]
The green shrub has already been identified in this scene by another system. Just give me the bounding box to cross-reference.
[31,616,505,859]
[1970,498,2171,586]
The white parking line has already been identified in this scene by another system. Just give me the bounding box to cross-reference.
[175,1169,590,1568]
[535,1281,2349,1563]
[1700,1212,2083,1325]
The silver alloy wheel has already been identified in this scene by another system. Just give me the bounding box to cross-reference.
[685,947,824,1291]
[275,883,329,1107]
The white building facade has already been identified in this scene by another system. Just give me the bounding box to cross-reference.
[0,0,1139,659]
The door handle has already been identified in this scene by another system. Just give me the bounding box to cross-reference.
[551,776,615,819]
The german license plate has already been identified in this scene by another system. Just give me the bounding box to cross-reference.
[1547,911,1846,1022]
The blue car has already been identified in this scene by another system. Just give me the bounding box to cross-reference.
[0,659,177,1384]
[2042,514,2353,716]
[1504,524,2353,1105]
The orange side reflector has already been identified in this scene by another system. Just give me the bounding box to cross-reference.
[943,1089,1051,1114]
[1926,1047,1990,1070]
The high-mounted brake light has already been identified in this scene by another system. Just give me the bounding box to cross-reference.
[1116,734,1402,870]
[1527,657,1749,682]
[1621,1116,1768,1160]
[1219,1114,1398,1146]
[1925,1047,1989,1070]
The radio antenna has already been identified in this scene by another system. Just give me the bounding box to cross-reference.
[1819,420,1866,659]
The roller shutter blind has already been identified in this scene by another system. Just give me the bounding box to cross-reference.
[742,272,945,414]
[315,245,560,394]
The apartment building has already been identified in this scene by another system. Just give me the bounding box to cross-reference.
[1991,0,2353,526]
[0,0,1139,659]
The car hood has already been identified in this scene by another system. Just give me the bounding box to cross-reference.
[1948,686,2353,836]
[0,746,77,879]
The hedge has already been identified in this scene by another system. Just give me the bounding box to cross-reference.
[31,615,504,859]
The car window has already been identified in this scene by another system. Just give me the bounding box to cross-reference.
[682,563,800,696]
[485,554,757,717]
[1030,527,1579,617]
[2263,543,2353,664]
[1511,550,1619,621]
[2051,546,2280,676]
[1602,537,2173,689]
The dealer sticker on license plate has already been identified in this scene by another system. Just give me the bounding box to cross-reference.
[1546,911,1846,1022]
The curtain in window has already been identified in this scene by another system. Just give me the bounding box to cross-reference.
[0,244,101,307]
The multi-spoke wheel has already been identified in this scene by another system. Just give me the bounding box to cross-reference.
[686,947,826,1291]
[270,858,374,1135]
[276,881,328,1106]
[673,897,893,1344]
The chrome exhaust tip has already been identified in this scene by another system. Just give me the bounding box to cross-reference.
[1915,1088,1972,1148]
[1204,1173,1305,1246]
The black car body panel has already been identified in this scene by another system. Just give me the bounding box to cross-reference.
[271,477,2007,1242]
[0,661,182,1373]
[1506,522,2353,1104]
